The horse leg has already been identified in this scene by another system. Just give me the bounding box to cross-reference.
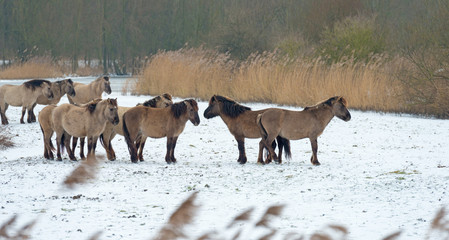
[165,137,177,164]
[170,136,178,163]
[0,103,9,125]
[55,133,63,161]
[20,106,26,124]
[257,140,265,164]
[236,137,247,164]
[65,134,76,161]
[310,138,320,166]
[79,138,86,160]
[138,138,147,162]
[29,103,37,122]
[263,135,278,164]
[87,136,98,158]
[108,139,116,161]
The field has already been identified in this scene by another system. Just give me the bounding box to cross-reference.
[0,78,448,239]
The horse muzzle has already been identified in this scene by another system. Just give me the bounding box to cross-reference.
[112,117,120,125]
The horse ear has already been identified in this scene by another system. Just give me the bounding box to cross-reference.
[103,76,109,81]
[162,93,172,100]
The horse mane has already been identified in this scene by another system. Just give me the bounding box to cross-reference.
[303,96,347,111]
[24,79,51,91]
[171,101,187,119]
[214,95,251,118]
[94,75,109,82]
[84,98,103,113]
[140,96,161,107]
[185,99,198,111]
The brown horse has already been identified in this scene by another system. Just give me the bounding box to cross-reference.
[29,79,76,122]
[67,76,111,104]
[52,98,119,161]
[257,96,351,165]
[123,99,200,163]
[100,93,173,161]
[0,79,54,125]
[203,95,290,164]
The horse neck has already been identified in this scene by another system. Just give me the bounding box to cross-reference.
[313,105,335,128]
[91,79,104,97]
[91,101,108,124]
[51,83,64,98]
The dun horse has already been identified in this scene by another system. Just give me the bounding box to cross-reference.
[51,98,119,161]
[67,76,112,158]
[123,99,200,163]
[100,93,173,161]
[203,95,290,164]
[67,76,111,104]
[0,79,54,125]
[257,96,351,165]
[29,79,76,122]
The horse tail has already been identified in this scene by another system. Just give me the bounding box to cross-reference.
[99,133,106,149]
[122,113,138,162]
[60,133,66,154]
[256,113,268,139]
[278,136,291,159]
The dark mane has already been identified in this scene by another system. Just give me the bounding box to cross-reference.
[84,99,102,114]
[171,101,187,119]
[140,96,161,107]
[215,95,251,118]
[303,96,343,111]
[185,99,198,111]
[24,79,51,91]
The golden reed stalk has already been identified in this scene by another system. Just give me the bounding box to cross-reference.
[136,48,405,113]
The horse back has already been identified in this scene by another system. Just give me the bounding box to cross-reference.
[224,109,266,139]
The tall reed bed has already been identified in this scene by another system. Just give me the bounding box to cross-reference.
[137,48,405,113]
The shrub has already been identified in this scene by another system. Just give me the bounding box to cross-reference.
[319,15,385,64]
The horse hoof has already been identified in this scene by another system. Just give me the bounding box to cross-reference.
[131,159,138,163]
[312,161,321,166]
[56,158,62,161]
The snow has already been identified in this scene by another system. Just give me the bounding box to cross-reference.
[0,77,448,239]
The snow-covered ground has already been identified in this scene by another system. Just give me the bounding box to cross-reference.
[0,77,448,239]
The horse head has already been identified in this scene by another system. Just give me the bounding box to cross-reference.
[328,96,351,121]
[203,95,221,119]
[102,76,112,94]
[64,79,76,97]
[104,98,119,125]
[42,81,54,100]
[185,99,200,126]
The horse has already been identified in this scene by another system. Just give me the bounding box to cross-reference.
[122,99,200,163]
[257,96,351,166]
[29,78,76,122]
[66,76,111,158]
[67,76,111,104]
[51,98,119,161]
[0,79,54,125]
[203,95,291,164]
[99,93,173,161]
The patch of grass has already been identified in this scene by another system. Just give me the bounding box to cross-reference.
[388,170,420,175]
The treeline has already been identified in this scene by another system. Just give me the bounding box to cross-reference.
[1,0,448,74]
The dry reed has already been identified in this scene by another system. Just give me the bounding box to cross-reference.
[136,48,406,114]
[0,57,64,79]
[63,154,102,189]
